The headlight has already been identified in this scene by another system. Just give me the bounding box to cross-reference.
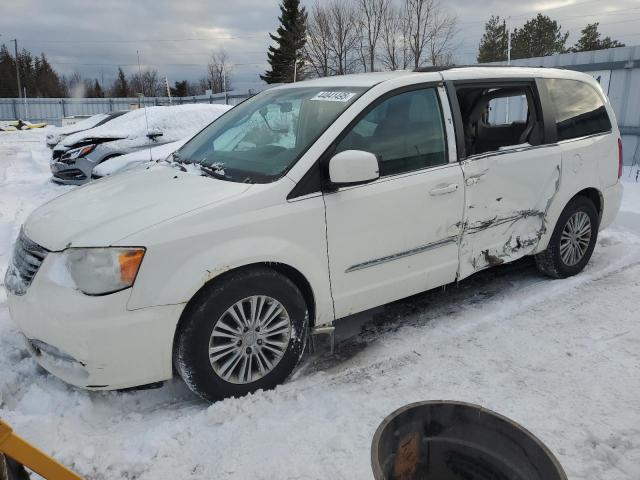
[65,247,145,295]
[63,144,96,161]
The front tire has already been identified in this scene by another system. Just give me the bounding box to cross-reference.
[174,267,309,402]
[535,196,599,278]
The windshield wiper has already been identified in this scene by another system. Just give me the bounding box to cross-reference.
[162,151,188,171]
[200,164,228,180]
[163,151,182,163]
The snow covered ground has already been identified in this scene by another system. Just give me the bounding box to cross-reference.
[1,129,639,479]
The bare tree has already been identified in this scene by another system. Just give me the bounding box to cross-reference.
[327,1,360,75]
[380,4,403,70]
[305,2,332,77]
[306,1,360,76]
[427,6,458,66]
[306,0,456,75]
[62,72,85,98]
[129,69,161,96]
[357,0,389,72]
[403,0,457,69]
[404,0,435,69]
[206,49,232,93]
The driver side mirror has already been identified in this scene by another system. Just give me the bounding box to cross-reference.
[328,150,379,188]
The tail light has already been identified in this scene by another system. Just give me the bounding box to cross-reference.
[618,138,623,179]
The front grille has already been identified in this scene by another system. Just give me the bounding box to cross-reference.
[4,229,48,295]
[52,149,64,160]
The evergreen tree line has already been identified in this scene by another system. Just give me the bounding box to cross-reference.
[0,45,65,97]
[0,44,234,99]
[477,16,625,63]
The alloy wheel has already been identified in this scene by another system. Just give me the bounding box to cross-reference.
[209,295,291,384]
[559,211,592,266]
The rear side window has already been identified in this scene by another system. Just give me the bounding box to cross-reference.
[544,78,611,141]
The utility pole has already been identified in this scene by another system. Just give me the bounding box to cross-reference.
[293,49,298,83]
[165,76,172,105]
[505,17,511,124]
[223,68,228,105]
[23,87,28,120]
[506,16,512,65]
[14,39,22,99]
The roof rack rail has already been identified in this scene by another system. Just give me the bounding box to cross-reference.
[413,64,537,72]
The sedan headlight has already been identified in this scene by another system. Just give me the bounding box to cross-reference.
[62,144,96,161]
[65,247,145,295]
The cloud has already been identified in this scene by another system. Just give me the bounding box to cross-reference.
[1,0,638,90]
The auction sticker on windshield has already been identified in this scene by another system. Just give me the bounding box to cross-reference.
[310,91,357,102]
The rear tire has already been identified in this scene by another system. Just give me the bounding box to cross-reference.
[535,196,599,278]
[174,267,309,402]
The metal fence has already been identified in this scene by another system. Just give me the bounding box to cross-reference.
[0,92,253,126]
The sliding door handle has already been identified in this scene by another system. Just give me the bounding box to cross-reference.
[429,184,459,196]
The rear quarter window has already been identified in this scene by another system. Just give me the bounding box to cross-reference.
[544,78,612,141]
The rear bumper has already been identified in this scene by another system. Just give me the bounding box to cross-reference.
[600,181,623,230]
[6,254,184,390]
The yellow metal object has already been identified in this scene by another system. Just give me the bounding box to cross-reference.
[0,420,82,480]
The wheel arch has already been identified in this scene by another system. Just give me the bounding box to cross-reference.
[537,185,604,254]
[98,152,123,164]
[172,262,317,359]
[574,187,603,223]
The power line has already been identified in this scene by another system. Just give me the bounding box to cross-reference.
[458,6,640,26]
[16,34,269,44]
[47,61,267,68]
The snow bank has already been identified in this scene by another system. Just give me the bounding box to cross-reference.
[60,104,231,147]
[93,139,188,177]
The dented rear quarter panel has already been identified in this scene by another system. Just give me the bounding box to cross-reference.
[539,132,619,241]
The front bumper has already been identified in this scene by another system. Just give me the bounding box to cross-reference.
[50,160,89,185]
[6,253,184,390]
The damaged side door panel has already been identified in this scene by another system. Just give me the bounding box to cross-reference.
[458,151,562,279]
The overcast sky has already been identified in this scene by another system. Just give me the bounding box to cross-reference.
[1,0,639,93]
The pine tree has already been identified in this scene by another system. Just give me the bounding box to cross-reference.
[571,23,625,52]
[92,79,104,97]
[511,14,569,60]
[112,67,129,97]
[33,54,65,97]
[261,0,307,84]
[477,16,508,63]
[170,80,190,97]
[0,45,18,97]
[17,48,35,97]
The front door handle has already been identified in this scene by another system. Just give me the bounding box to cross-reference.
[429,184,459,196]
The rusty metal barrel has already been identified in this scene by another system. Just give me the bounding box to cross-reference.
[371,401,567,480]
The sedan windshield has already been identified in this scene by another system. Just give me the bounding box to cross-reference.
[176,86,366,183]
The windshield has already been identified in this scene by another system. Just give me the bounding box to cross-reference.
[176,86,366,183]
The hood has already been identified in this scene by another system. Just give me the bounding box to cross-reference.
[25,165,251,250]
[47,114,111,142]
[60,132,127,148]
[93,139,188,177]
[59,104,231,148]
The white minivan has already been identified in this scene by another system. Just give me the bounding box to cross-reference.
[5,67,623,401]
